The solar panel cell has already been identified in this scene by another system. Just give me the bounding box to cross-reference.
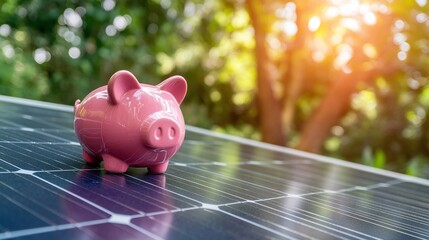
[0,95,429,240]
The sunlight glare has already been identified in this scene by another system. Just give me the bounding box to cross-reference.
[400,42,410,52]
[416,13,428,23]
[393,33,406,45]
[371,3,389,14]
[363,44,377,58]
[330,34,342,45]
[337,0,360,16]
[105,25,117,36]
[113,15,129,31]
[0,24,11,37]
[63,8,82,28]
[281,21,298,36]
[102,0,115,11]
[397,51,407,61]
[394,20,405,30]
[2,44,15,59]
[416,0,427,7]
[334,44,353,70]
[340,18,360,32]
[312,51,325,62]
[277,2,297,37]
[308,16,321,32]
[363,12,377,25]
[276,2,296,20]
[33,48,51,64]
[311,38,328,62]
[68,47,81,59]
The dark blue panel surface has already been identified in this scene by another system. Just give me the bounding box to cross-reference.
[1,96,429,240]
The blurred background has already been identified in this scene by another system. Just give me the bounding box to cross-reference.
[1,0,429,178]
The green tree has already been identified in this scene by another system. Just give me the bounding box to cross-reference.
[245,0,429,175]
[1,0,429,176]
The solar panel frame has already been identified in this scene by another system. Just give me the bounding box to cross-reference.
[0,94,429,240]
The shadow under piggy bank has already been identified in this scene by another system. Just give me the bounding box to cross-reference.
[61,168,173,239]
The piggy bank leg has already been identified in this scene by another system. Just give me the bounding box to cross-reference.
[82,150,101,165]
[148,161,169,174]
[102,154,129,173]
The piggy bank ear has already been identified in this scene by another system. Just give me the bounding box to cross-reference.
[158,75,187,105]
[107,70,141,105]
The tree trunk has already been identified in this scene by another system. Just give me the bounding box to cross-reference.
[297,71,372,153]
[246,0,285,145]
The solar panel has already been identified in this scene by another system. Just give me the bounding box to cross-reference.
[1,94,429,240]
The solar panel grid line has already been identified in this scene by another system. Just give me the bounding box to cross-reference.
[17,115,71,131]
[31,173,117,216]
[0,95,73,113]
[0,143,84,170]
[288,207,390,240]
[4,94,422,187]
[132,216,192,240]
[99,181,176,212]
[86,180,175,214]
[315,192,427,222]
[0,219,109,240]
[0,187,55,226]
[166,166,287,200]
[181,142,297,166]
[31,146,81,168]
[0,156,17,172]
[263,161,403,190]
[264,196,429,240]
[0,142,77,145]
[0,144,70,170]
[41,172,158,215]
[370,193,428,221]
[359,198,429,224]
[115,220,164,240]
[1,201,198,239]
[23,175,109,222]
[223,166,341,195]
[5,169,342,240]
[131,173,410,239]
[375,187,429,210]
[41,171,200,216]
[1,176,60,223]
[2,96,429,239]
[221,204,371,240]
[0,175,107,229]
[181,148,398,191]
[258,208,358,240]
[216,209,303,240]
[263,206,384,240]
[213,165,325,192]
[186,126,429,187]
[178,164,298,195]
[300,195,428,237]
[123,174,202,209]
[25,145,76,169]
[174,151,313,166]
[162,174,243,204]
[179,141,260,159]
[0,121,75,144]
[242,200,374,240]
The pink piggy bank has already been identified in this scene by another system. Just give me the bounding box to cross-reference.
[73,70,187,174]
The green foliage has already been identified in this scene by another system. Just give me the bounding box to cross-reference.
[1,0,429,177]
[0,0,257,132]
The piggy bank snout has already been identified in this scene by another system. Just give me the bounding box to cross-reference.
[143,117,182,149]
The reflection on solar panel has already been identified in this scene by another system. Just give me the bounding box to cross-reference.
[0,95,429,240]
